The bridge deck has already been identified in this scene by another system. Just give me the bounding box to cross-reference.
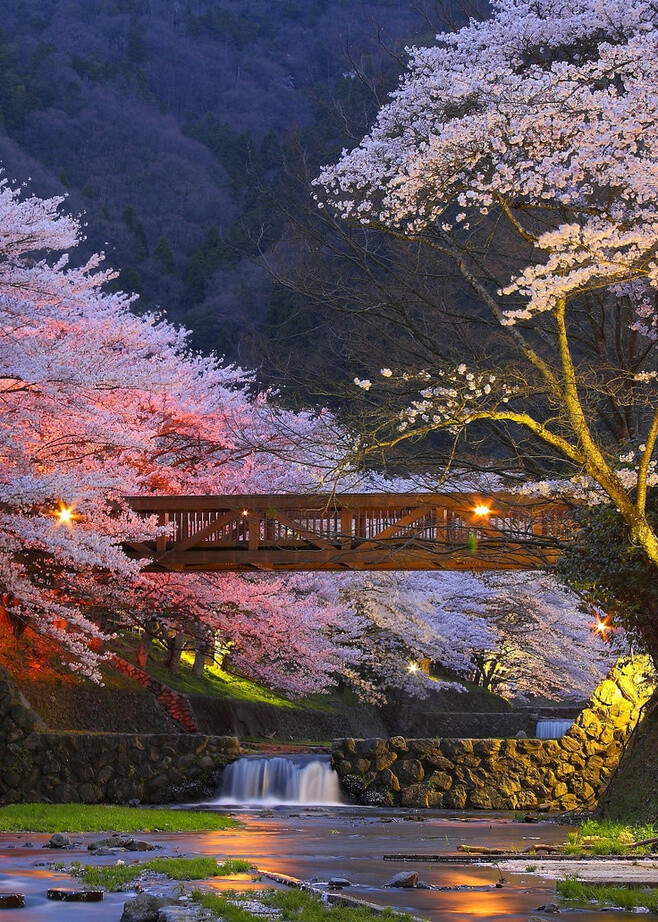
[125,493,572,572]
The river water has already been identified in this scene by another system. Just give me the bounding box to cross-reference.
[196,804,654,922]
[0,767,654,922]
[0,809,653,921]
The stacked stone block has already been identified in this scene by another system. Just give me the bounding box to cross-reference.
[0,667,239,804]
[332,658,655,811]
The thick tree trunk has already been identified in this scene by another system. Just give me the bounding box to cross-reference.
[192,628,213,678]
[165,632,185,675]
[192,649,207,679]
[137,631,152,670]
[137,620,158,669]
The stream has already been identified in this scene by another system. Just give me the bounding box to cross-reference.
[0,756,654,921]
[0,807,654,921]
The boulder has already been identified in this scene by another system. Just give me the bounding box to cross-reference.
[48,833,70,849]
[385,871,418,888]
[397,759,424,784]
[426,771,452,792]
[47,889,103,902]
[157,908,200,922]
[121,894,168,922]
[400,784,429,808]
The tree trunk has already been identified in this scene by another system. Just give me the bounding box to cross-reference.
[192,649,207,678]
[192,628,213,678]
[137,620,157,669]
[165,632,185,675]
[137,631,152,670]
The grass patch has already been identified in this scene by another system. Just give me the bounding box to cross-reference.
[557,877,658,911]
[0,804,238,834]
[563,819,658,856]
[111,634,331,709]
[193,888,414,921]
[77,857,252,890]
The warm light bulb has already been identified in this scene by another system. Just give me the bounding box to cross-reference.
[473,504,490,517]
[54,505,75,525]
[595,619,610,637]
[241,509,249,517]
[407,662,419,674]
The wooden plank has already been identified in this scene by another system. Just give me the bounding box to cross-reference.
[139,544,560,572]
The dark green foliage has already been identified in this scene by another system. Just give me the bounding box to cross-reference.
[154,236,176,274]
[557,489,658,661]
[126,18,147,64]
[184,226,228,303]
[183,5,262,48]
[122,205,149,256]
[184,114,253,190]
[0,31,55,130]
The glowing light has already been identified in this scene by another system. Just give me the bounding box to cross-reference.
[407,661,419,674]
[593,617,613,639]
[53,504,77,526]
[473,504,490,517]
[241,509,249,517]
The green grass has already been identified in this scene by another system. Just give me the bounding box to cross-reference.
[0,804,238,833]
[557,877,658,911]
[77,857,252,890]
[193,888,415,921]
[111,634,332,709]
[563,819,658,855]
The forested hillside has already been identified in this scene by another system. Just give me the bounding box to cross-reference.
[0,0,436,364]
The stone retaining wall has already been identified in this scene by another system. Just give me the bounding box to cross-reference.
[332,658,656,811]
[0,668,239,804]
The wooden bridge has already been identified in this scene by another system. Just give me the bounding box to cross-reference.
[124,493,573,572]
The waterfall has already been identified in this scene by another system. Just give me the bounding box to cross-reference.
[534,718,574,739]
[214,754,344,806]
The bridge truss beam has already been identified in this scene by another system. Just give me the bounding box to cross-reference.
[124,493,573,572]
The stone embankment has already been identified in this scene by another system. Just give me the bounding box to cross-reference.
[0,667,239,804]
[332,658,656,811]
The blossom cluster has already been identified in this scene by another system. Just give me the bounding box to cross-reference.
[317,0,658,322]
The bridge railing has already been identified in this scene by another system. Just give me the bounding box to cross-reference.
[124,493,574,572]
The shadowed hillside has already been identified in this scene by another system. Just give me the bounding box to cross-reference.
[0,0,436,361]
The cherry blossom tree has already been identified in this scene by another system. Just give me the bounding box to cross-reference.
[317,0,658,657]
[0,175,353,689]
[336,570,617,702]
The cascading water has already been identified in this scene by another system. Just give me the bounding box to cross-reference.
[534,718,574,739]
[214,754,344,806]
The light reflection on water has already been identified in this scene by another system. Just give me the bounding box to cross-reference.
[0,809,651,922]
[197,805,651,922]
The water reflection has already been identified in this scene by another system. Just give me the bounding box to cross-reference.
[198,806,651,922]
[0,810,651,922]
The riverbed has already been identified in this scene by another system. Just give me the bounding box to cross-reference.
[1,808,657,921]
